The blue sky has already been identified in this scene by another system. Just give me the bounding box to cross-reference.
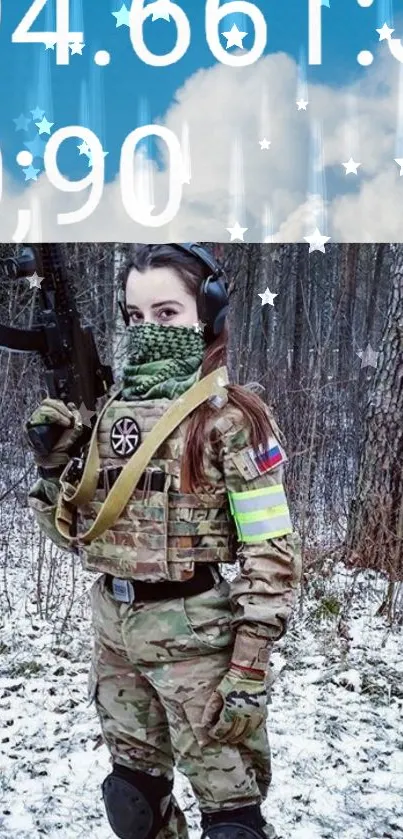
[0,0,396,187]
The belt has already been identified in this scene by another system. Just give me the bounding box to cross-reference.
[104,563,218,604]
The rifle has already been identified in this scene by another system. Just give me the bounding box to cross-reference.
[0,243,114,456]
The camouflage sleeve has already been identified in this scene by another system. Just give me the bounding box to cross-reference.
[28,477,74,551]
[212,402,302,648]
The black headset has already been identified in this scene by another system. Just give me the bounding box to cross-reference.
[120,243,229,341]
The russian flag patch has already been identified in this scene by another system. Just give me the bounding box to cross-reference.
[229,434,288,482]
[246,435,287,477]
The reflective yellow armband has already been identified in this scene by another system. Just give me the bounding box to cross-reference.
[228,484,293,542]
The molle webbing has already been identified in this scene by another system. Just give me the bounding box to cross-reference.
[56,367,228,545]
[78,489,231,567]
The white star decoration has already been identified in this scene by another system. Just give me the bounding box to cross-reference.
[376,23,394,41]
[259,138,271,150]
[222,24,248,49]
[43,36,57,49]
[343,157,361,175]
[70,41,85,55]
[226,222,248,241]
[304,227,331,253]
[357,343,378,369]
[258,288,278,307]
[296,99,309,110]
[394,158,403,175]
[150,0,172,21]
[28,272,44,290]
[78,141,91,157]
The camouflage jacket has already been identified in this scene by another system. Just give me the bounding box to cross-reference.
[28,390,301,645]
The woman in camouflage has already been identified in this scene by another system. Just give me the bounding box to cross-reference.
[26,244,301,839]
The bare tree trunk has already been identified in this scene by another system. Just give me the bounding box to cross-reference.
[291,245,305,389]
[364,244,386,338]
[338,244,358,387]
[344,244,403,587]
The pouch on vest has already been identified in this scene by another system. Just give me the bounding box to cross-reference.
[77,469,232,583]
[77,468,175,583]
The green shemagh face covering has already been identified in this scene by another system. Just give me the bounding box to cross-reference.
[122,322,206,400]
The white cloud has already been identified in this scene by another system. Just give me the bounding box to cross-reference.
[1,40,403,242]
[332,168,403,241]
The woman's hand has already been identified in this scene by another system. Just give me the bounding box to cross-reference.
[25,398,84,470]
[201,666,269,744]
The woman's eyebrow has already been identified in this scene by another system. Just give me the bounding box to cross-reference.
[127,300,183,311]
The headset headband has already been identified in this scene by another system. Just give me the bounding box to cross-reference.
[169,243,225,281]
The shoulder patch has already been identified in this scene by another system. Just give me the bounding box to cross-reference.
[230,435,288,481]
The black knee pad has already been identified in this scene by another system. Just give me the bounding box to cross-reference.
[201,804,270,839]
[102,763,173,839]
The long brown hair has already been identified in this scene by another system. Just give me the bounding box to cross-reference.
[123,245,275,491]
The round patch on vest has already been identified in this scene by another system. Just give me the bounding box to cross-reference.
[110,417,141,457]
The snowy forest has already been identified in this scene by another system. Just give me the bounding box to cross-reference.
[0,242,402,839]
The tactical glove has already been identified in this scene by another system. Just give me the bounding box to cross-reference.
[201,628,273,744]
[201,667,268,744]
[25,398,84,471]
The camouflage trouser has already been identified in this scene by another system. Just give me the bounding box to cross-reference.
[88,573,272,839]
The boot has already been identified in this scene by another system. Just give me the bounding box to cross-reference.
[200,804,278,839]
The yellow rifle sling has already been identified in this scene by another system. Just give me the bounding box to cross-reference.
[55,366,228,545]
[62,390,120,508]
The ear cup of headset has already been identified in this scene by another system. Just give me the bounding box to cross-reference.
[198,275,229,339]
[171,243,229,340]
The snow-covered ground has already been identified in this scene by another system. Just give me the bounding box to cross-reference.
[1,513,402,839]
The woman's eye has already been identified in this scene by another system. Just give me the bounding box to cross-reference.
[128,308,178,323]
[158,309,177,321]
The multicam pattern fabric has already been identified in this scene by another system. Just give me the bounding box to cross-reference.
[205,404,302,640]
[122,323,205,400]
[87,573,272,828]
[28,383,301,837]
[200,667,270,744]
[28,393,302,641]
[28,476,72,550]
[74,397,233,581]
